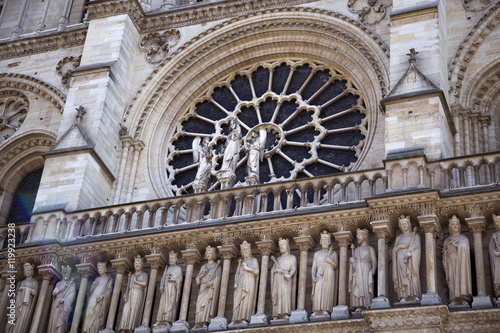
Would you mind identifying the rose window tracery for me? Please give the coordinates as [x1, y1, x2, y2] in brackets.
[165, 60, 368, 195]
[0, 91, 29, 144]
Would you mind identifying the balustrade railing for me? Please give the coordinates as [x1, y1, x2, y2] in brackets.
[18, 151, 500, 244]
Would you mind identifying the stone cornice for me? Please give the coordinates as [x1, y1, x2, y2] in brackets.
[0, 27, 87, 61]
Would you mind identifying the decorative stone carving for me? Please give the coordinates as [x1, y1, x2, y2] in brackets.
[443, 215, 472, 307]
[193, 246, 221, 330]
[154, 251, 183, 327]
[48, 265, 76, 333]
[118, 256, 149, 332]
[349, 228, 376, 310]
[393, 215, 421, 304]
[6, 263, 39, 333]
[217, 118, 242, 190]
[139, 30, 181, 64]
[462, 0, 493, 11]
[229, 241, 259, 328]
[82, 261, 113, 333]
[0, 91, 29, 144]
[311, 231, 338, 318]
[347, 0, 392, 24]
[192, 136, 213, 193]
[56, 56, 81, 88]
[245, 129, 266, 185]
[489, 214, 500, 299]
[271, 238, 297, 321]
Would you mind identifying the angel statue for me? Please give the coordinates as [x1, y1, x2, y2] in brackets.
[245, 129, 267, 185]
[192, 136, 212, 193]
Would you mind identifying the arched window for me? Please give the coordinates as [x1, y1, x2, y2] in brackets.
[7, 168, 43, 224]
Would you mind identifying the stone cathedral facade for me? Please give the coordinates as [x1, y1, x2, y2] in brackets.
[0, 0, 500, 332]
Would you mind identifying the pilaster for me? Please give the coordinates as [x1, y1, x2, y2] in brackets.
[370, 220, 393, 309]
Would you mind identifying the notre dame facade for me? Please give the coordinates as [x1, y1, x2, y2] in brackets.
[0, 0, 500, 332]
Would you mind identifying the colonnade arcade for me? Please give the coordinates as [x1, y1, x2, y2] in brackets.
[3, 190, 500, 333]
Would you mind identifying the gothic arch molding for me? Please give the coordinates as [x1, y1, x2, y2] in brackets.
[0, 131, 56, 225]
[122, 8, 390, 198]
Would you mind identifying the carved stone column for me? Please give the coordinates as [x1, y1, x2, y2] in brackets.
[70, 263, 96, 333]
[29, 264, 59, 333]
[171, 249, 201, 333]
[250, 239, 276, 327]
[417, 214, 442, 305]
[466, 216, 494, 309]
[0, 270, 19, 331]
[290, 235, 314, 324]
[209, 245, 237, 331]
[331, 231, 353, 320]
[136, 253, 166, 333]
[101, 258, 132, 333]
[370, 220, 393, 309]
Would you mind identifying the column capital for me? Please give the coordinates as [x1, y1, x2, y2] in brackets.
[217, 244, 238, 260]
[145, 253, 166, 270]
[255, 239, 276, 256]
[417, 214, 442, 238]
[333, 230, 353, 248]
[110, 258, 132, 275]
[75, 262, 96, 279]
[370, 220, 394, 242]
[37, 264, 60, 282]
[293, 235, 314, 251]
[466, 216, 487, 234]
[181, 248, 202, 265]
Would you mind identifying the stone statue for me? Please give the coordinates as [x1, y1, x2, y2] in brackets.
[271, 238, 297, 320]
[311, 231, 338, 318]
[82, 261, 113, 333]
[192, 136, 212, 193]
[118, 256, 149, 332]
[154, 251, 183, 327]
[443, 215, 472, 306]
[193, 246, 221, 330]
[47, 265, 76, 333]
[490, 214, 500, 299]
[230, 241, 259, 327]
[6, 263, 39, 333]
[392, 215, 421, 303]
[245, 129, 266, 184]
[348, 228, 376, 310]
[220, 118, 242, 174]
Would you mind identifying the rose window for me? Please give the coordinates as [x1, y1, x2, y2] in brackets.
[0, 91, 29, 144]
[166, 60, 368, 195]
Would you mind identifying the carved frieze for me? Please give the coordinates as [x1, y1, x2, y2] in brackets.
[56, 55, 82, 87]
[347, 0, 392, 25]
[140, 29, 181, 63]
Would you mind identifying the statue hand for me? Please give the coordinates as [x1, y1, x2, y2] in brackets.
[160, 287, 164, 293]
[97, 295, 103, 302]
[284, 274, 291, 281]
[349, 257, 355, 263]
[123, 295, 128, 303]
[312, 276, 317, 283]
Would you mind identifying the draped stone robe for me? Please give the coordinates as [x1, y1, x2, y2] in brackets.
[443, 234, 472, 301]
[311, 249, 338, 313]
[232, 257, 259, 323]
[393, 231, 421, 301]
[6, 277, 39, 333]
[82, 274, 113, 333]
[271, 253, 297, 318]
[156, 265, 183, 324]
[119, 271, 148, 331]
[195, 261, 221, 325]
[47, 278, 76, 333]
[348, 244, 376, 309]
[490, 231, 500, 297]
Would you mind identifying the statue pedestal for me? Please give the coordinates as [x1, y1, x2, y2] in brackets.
[152, 323, 171, 333]
[370, 296, 391, 309]
[249, 313, 268, 327]
[289, 309, 308, 324]
[309, 312, 330, 322]
[394, 299, 420, 307]
[270, 317, 289, 325]
[135, 325, 152, 333]
[99, 329, 115, 333]
[216, 170, 236, 190]
[421, 292, 442, 306]
[331, 305, 350, 320]
[472, 295, 493, 309]
[227, 320, 249, 329]
[170, 320, 190, 333]
[208, 316, 227, 331]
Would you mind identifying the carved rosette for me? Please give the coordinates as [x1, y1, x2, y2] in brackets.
[0, 90, 29, 144]
[347, 0, 393, 25]
[139, 29, 181, 64]
[56, 56, 82, 88]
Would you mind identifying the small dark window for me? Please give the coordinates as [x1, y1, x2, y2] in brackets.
[7, 168, 43, 224]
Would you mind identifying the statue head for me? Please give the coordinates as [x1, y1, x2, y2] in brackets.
[169, 251, 178, 266]
[134, 255, 144, 271]
[205, 245, 216, 260]
[240, 241, 252, 259]
[320, 230, 331, 248]
[356, 228, 369, 244]
[97, 261, 107, 275]
[23, 263, 34, 277]
[278, 238, 290, 253]
[398, 215, 411, 232]
[494, 214, 500, 231]
[448, 215, 461, 235]
[62, 265, 72, 280]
